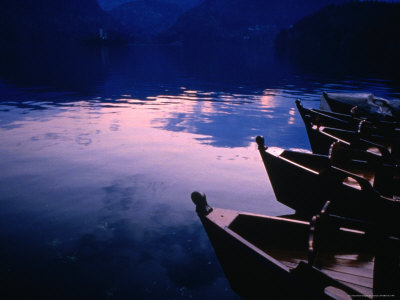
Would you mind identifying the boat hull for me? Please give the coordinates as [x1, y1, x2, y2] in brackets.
[256, 143, 399, 233]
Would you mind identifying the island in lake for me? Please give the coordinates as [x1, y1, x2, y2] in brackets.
[275, 1, 400, 74]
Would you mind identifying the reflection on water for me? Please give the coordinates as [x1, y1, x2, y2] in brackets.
[0, 44, 399, 299]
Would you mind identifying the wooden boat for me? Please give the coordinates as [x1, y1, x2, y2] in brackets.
[310, 107, 400, 132]
[255, 136, 400, 233]
[320, 92, 400, 121]
[296, 100, 400, 137]
[296, 100, 400, 157]
[192, 192, 400, 299]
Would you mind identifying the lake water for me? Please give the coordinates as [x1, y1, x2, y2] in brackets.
[0, 44, 399, 299]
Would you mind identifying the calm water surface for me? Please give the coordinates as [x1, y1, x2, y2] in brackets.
[0, 44, 399, 299]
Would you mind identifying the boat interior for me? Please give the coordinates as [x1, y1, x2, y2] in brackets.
[307, 110, 358, 130]
[279, 148, 375, 184]
[313, 108, 360, 123]
[321, 127, 395, 151]
[297, 100, 400, 136]
[228, 213, 377, 297]
[274, 146, 399, 197]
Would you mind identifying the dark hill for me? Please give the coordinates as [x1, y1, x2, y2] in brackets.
[158, 0, 347, 44]
[109, 0, 196, 41]
[275, 2, 400, 74]
[98, 0, 203, 11]
[0, 0, 127, 47]
[97, 0, 134, 11]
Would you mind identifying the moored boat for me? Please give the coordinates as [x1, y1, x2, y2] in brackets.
[320, 92, 400, 121]
[191, 192, 400, 299]
[255, 136, 400, 233]
[296, 100, 400, 157]
[310, 106, 400, 132]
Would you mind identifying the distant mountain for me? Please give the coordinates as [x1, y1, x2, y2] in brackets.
[158, 0, 348, 44]
[108, 0, 203, 41]
[0, 0, 127, 47]
[98, 0, 202, 11]
[97, 0, 135, 11]
[275, 2, 400, 73]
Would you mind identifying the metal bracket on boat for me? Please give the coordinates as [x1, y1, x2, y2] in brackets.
[328, 141, 350, 165]
[308, 201, 331, 266]
[355, 123, 393, 159]
[357, 119, 372, 137]
[256, 136, 267, 151]
[191, 191, 213, 216]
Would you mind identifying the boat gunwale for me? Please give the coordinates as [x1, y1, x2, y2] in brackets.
[265, 146, 321, 175]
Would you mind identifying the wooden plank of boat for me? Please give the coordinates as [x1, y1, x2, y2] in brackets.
[191, 192, 400, 299]
[296, 100, 400, 158]
[255, 136, 400, 234]
[320, 92, 400, 121]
